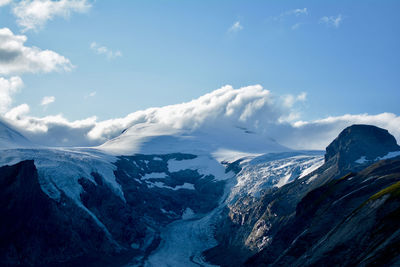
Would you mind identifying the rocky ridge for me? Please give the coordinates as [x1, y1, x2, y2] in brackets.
[206, 124, 400, 266]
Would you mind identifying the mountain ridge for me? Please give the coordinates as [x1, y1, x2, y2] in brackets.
[0, 124, 399, 266]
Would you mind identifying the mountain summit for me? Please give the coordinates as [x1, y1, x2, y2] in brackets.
[325, 124, 400, 170]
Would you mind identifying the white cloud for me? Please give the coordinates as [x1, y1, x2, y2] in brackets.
[228, 21, 243, 33]
[291, 23, 302, 30]
[291, 8, 308, 16]
[0, 27, 73, 75]
[1, 85, 294, 146]
[281, 113, 400, 150]
[40, 95, 55, 106]
[320, 14, 343, 28]
[83, 91, 96, 99]
[297, 92, 307, 101]
[1, 85, 399, 150]
[0, 0, 12, 7]
[12, 0, 91, 32]
[4, 103, 98, 146]
[5, 103, 30, 120]
[90, 42, 122, 59]
[282, 92, 307, 108]
[274, 8, 308, 21]
[0, 76, 23, 113]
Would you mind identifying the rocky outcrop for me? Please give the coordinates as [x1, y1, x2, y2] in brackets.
[325, 124, 400, 170]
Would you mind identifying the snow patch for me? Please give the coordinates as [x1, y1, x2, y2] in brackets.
[355, 151, 400, 164]
[168, 155, 233, 181]
[211, 148, 262, 163]
[378, 151, 400, 160]
[306, 174, 318, 184]
[355, 156, 367, 164]
[299, 158, 324, 178]
[142, 172, 168, 180]
[182, 208, 195, 220]
[147, 181, 195, 191]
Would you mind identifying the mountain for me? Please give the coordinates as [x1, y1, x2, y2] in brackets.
[98, 122, 289, 160]
[324, 124, 400, 173]
[0, 160, 133, 266]
[0, 120, 319, 266]
[0, 123, 399, 266]
[205, 124, 400, 266]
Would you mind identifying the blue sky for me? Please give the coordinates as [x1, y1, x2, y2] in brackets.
[1, 1, 400, 150]
[1, 0, 399, 121]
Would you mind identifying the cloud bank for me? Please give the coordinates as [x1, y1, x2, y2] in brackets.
[2, 85, 399, 150]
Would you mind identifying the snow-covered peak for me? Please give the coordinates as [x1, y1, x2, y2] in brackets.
[98, 122, 290, 161]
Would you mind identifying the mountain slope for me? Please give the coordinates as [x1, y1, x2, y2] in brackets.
[1, 123, 399, 266]
[0, 119, 32, 150]
[0, 160, 130, 266]
[246, 158, 400, 267]
[98, 123, 289, 159]
[206, 124, 400, 267]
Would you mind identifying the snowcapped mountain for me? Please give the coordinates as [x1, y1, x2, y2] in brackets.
[207, 125, 400, 267]
[0, 115, 322, 266]
[0, 123, 399, 266]
[98, 122, 289, 160]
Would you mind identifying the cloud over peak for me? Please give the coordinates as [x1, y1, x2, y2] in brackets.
[1, 85, 399, 151]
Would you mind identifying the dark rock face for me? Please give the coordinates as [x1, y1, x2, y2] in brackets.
[207, 125, 400, 267]
[325, 124, 400, 169]
[0, 153, 226, 266]
[246, 158, 400, 267]
[0, 160, 126, 267]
